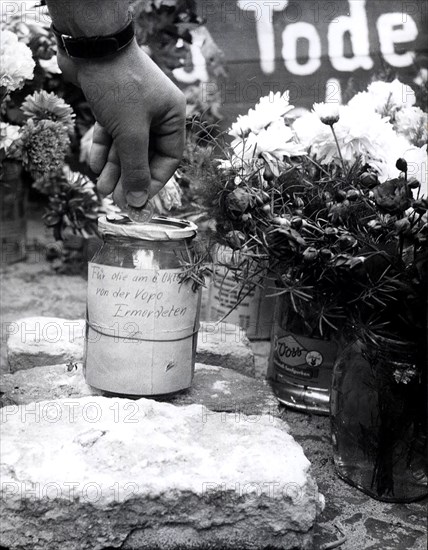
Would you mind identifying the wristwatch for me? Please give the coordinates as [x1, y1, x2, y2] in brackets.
[51, 19, 135, 59]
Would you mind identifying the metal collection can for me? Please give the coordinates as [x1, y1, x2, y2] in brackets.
[84, 215, 201, 397]
[206, 245, 276, 340]
[267, 295, 338, 415]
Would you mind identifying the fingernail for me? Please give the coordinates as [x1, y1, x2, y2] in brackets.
[126, 190, 149, 207]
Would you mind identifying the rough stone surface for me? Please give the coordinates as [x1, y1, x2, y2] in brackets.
[6, 317, 255, 377]
[197, 322, 255, 376]
[0, 362, 97, 406]
[0, 396, 321, 550]
[0, 257, 87, 374]
[0, 363, 279, 420]
[6, 317, 85, 372]
[2, 228, 427, 550]
[279, 412, 428, 550]
[173, 364, 278, 417]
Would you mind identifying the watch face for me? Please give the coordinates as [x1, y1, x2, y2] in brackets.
[305, 351, 323, 367]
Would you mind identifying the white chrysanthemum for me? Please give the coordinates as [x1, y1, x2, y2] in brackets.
[293, 105, 409, 181]
[293, 112, 330, 150]
[62, 166, 96, 196]
[255, 120, 306, 160]
[348, 79, 416, 120]
[230, 119, 306, 176]
[229, 91, 294, 138]
[0, 30, 35, 92]
[0, 122, 21, 155]
[313, 102, 340, 125]
[394, 107, 428, 147]
[251, 91, 294, 130]
[229, 114, 252, 139]
[230, 132, 259, 164]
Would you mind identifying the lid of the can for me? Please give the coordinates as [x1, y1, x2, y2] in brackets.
[98, 215, 198, 241]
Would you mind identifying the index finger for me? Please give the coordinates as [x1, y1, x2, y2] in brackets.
[147, 111, 186, 196]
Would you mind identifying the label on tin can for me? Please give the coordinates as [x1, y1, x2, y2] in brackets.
[87, 262, 199, 340]
[85, 262, 200, 395]
[207, 246, 275, 339]
[272, 332, 337, 390]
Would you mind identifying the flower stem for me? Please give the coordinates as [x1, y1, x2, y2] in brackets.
[330, 125, 347, 176]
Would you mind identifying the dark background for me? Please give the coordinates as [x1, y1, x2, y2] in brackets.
[195, 0, 428, 124]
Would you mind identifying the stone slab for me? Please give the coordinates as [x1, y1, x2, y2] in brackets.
[6, 317, 255, 377]
[0, 363, 279, 420]
[197, 322, 255, 376]
[0, 395, 322, 550]
[6, 317, 85, 372]
[2, 224, 426, 550]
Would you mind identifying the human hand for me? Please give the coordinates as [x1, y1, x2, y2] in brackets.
[58, 41, 186, 208]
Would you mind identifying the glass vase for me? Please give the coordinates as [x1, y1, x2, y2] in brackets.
[330, 338, 427, 502]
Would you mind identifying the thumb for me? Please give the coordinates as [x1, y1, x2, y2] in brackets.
[115, 132, 151, 208]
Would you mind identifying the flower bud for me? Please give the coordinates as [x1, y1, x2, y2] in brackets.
[324, 227, 339, 238]
[407, 179, 420, 189]
[226, 188, 251, 213]
[290, 216, 303, 229]
[225, 230, 246, 250]
[263, 165, 275, 182]
[346, 189, 360, 201]
[313, 102, 340, 126]
[394, 218, 411, 234]
[260, 190, 271, 203]
[338, 234, 357, 250]
[412, 199, 428, 214]
[373, 178, 411, 215]
[359, 171, 378, 188]
[302, 247, 319, 261]
[272, 216, 290, 227]
[319, 248, 334, 261]
[395, 158, 408, 173]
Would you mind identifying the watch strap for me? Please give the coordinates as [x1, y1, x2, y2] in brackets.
[52, 20, 135, 59]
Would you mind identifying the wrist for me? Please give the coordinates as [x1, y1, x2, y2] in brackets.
[56, 39, 140, 84]
[52, 19, 135, 60]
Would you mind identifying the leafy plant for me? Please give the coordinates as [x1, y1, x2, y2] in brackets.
[196, 83, 427, 350]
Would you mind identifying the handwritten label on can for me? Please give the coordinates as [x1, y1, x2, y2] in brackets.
[87, 262, 199, 341]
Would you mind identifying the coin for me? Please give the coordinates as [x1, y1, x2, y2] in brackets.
[123, 200, 155, 223]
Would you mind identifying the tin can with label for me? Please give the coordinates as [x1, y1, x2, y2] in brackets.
[84, 215, 201, 397]
[267, 295, 337, 414]
[206, 245, 276, 340]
